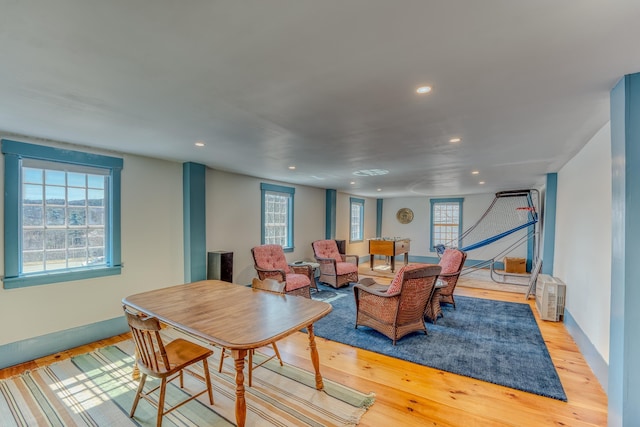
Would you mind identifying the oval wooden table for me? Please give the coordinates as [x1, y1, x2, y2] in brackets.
[123, 280, 333, 427]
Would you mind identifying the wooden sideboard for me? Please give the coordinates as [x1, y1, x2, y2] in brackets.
[368, 238, 410, 273]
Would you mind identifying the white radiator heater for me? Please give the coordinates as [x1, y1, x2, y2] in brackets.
[535, 274, 566, 321]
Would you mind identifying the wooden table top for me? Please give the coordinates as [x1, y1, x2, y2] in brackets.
[122, 280, 332, 349]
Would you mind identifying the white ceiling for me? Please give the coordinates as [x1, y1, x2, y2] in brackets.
[2, 1, 640, 198]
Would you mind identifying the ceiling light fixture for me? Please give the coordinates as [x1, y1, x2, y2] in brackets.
[479, 181, 485, 185]
[350, 181, 356, 185]
[449, 138, 461, 143]
[194, 141, 205, 147]
[472, 171, 479, 175]
[288, 166, 296, 170]
[416, 86, 432, 94]
[377, 188, 382, 192]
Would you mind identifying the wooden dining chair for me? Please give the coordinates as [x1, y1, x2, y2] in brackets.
[124, 307, 214, 427]
[218, 278, 285, 386]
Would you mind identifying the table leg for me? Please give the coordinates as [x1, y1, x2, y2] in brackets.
[404, 252, 409, 266]
[369, 254, 374, 270]
[306, 324, 324, 390]
[231, 349, 248, 427]
[391, 255, 395, 273]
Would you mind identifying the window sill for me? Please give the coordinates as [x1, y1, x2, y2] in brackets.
[3, 266, 122, 289]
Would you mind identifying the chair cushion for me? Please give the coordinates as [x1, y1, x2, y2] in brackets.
[335, 262, 358, 275]
[386, 264, 425, 295]
[439, 249, 464, 274]
[285, 273, 311, 291]
[253, 244, 290, 274]
[312, 240, 342, 263]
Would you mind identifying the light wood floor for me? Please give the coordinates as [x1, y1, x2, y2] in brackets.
[0, 278, 607, 427]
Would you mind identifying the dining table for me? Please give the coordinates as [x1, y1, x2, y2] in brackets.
[122, 279, 333, 427]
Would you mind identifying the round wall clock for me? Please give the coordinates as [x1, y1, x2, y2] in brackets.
[396, 208, 414, 224]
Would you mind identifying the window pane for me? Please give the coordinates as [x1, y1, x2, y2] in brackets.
[45, 185, 65, 205]
[68, 187, 86, 206]
[23, 206, 43, 226]
[432, 201, 461, 248]
[46, 207, 66, 226]
[18, 160, 111, 276]
[23, 184, 43, 204]
[263, 190, 290, 246]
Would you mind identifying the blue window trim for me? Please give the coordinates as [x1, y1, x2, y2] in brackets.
[2, 139, 123, 289]
[429, 197, 464, 251]
[260, 182, 295, 252]
[350, 197, 365, 243]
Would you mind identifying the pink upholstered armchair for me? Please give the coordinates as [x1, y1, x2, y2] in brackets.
[437, 248, 467, 308]
[251, 245, 312, 298]
[311, 240, 359, 288]
[354, 264, 442, 345]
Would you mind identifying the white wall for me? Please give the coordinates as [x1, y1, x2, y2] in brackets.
[555, 123, 612, 362]
[206, 170, 326, 285]
[380, 193, 529, 262]
[0, 139, 185, 346]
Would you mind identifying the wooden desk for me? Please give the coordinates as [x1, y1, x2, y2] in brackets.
[123, 280, 332, 427]
[369, 238, 410, 272]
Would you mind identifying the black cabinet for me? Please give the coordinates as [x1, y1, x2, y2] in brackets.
[207, 251, 233, 282]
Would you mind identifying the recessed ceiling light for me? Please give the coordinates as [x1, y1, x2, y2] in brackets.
[288, 166, 296, 170]
[479, 181, 485, 185]
[449, 138, 461, 143]
[416, 86, 432, 94]
[353, 169, 389, 177]
[194, 141, 205, 147]
[472, 171, 479, 175]
[350, 181, 356, 185]
[377, 188, 382, 192]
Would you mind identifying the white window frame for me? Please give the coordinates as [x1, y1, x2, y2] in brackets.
[350, 197, 365, 242]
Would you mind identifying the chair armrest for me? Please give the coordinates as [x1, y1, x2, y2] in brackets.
[254, 266, 286, 281]
[290, 264, 313, 276]
[341, 254, 359, 264]
[438, 270, 462, 278]
[357, 277, 378, 287]
[354, 283, 395, 298]
[314, 256, 337, 265]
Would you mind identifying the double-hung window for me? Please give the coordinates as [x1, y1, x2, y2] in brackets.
[2, 140, 123, 289]
[260, 183, 294, 251]
[430, 198, 463, 250]
[350, 197, 364, 242]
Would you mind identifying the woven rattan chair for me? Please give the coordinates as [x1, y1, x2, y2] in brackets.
[437, 248, 467, 309]
[354, 264, 441, 345]
[218, 278, 285, 387]
[251, 244, 312, 298]
[124, 307, 214, 427]
[311, 240, 359, 288]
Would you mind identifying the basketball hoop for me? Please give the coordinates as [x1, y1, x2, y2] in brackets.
[516, 206, 535, 221]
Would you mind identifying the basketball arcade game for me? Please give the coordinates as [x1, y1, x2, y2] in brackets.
[435, 189, 542, 288]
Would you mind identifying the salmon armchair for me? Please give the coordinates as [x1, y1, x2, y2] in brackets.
[311, 239, 359, 288]
[251, 244, 312, 298]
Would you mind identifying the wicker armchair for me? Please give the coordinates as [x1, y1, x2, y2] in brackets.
[437, 248, 467, 308]
[251, 245, 312, 298]
[311, 240, 359, 288]
[354, 264, 441, 345]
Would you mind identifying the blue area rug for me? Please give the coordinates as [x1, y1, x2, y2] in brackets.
[312, 284, 567, 401]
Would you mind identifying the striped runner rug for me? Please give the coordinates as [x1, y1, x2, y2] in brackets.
[0, 329, 374, 426]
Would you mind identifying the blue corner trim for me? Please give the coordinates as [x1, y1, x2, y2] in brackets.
[376, 199, 383, 238]
[542, 173, 557, 275]
[325, 189, 337, 239]
[183, 162, 207, 283]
